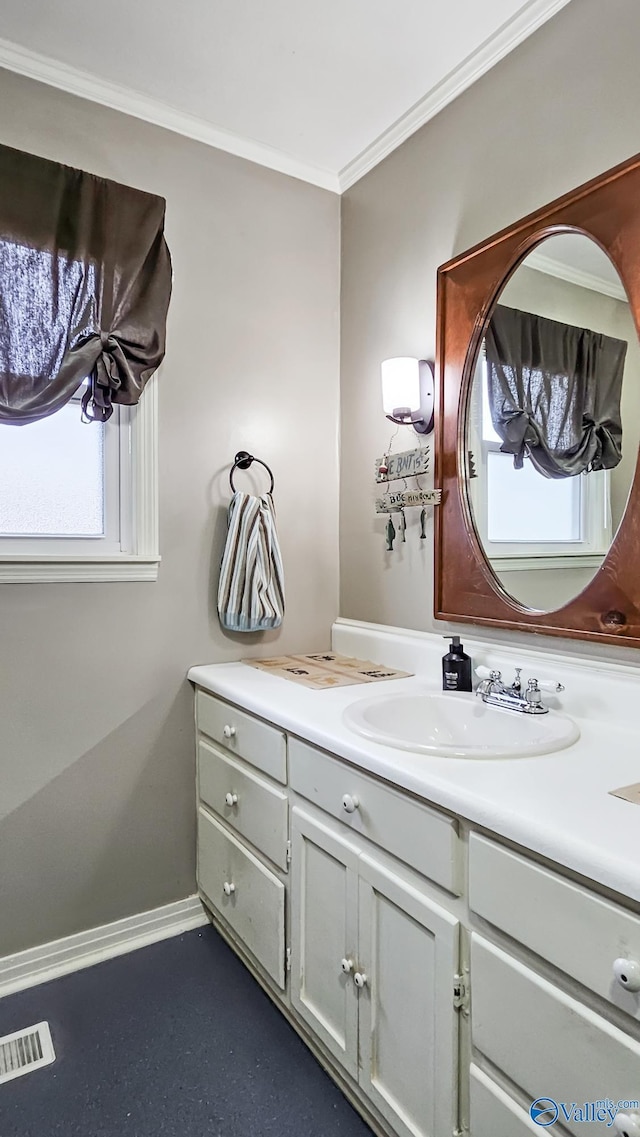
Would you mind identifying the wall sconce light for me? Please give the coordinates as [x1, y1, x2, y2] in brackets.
[381, 357, 435, 435]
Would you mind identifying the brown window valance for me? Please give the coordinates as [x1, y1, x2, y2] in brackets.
[0, 143, 172, 424]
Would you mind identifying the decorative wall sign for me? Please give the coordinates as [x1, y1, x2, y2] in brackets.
[376, 489, 442, 513]
[375, 446, 430, 482]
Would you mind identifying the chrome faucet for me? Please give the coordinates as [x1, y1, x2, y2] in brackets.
[475, 666, 564, 715]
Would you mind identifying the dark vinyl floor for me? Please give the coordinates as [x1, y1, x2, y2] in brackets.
[0, 925, 373, 1137]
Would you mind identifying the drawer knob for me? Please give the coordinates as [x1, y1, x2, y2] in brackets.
[224, 792, 239, 807]
[613, 957, 640, 992]
[342, 793, 360, 814]
[223, 724, 236, 739]
[223, 881, 236, 896]
[354, 971, 368, 989]
[340, 958, 354, 975]
[613, 1113, 640, 1137]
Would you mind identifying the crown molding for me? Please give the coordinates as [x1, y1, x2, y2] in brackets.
[0, 0, 572, 197]
[0, 37, 340, 193]
[338, 0, 574, 191]
[525, 249, 627, 302]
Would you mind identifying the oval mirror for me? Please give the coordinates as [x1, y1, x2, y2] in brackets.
[465, 231, 639, 612]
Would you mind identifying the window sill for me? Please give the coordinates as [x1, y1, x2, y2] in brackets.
[489, 554, 604, 573]
[0, 555, 161, 583]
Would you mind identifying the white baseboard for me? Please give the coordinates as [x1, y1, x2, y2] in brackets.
[0, 895, 209, 1000]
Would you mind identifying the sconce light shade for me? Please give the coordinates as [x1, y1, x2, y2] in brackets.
[381, 357, 435, 435]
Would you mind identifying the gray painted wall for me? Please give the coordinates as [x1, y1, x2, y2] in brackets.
[340, 0, 640, 661]
[5, 0, 640, 960]
[0, 68, 340, 956]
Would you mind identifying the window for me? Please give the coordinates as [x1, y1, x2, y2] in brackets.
[0, 142, 171, 583]
[0, 379, 159, 582]
[468, 352, 611, 571]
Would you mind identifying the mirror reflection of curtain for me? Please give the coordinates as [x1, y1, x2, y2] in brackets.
[484, 304, 627, 478]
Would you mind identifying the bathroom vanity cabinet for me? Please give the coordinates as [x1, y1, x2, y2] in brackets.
[192, 684, 640, 1137]
[196, 691, 288, 988]
[289, 796, 459, 1137]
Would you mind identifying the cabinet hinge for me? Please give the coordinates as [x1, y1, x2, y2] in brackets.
[453, 972, 470, 1013]
[286, 946, 292, 972]
[286, 840, 292, 865]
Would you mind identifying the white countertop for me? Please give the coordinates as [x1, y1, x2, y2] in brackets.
[188, 622, 640, 903]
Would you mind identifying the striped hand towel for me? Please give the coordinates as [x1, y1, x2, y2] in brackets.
[217, 492, 285, 632]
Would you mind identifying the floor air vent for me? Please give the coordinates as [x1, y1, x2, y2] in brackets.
[0, 1022, 55, 1085]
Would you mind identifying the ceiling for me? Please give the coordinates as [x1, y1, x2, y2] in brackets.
[0, 0, 572, 191]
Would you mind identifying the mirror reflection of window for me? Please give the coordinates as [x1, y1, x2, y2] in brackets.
[486, 457, 582, 545]
[465, 231, 640, 611]
[470, 350, 610, 559]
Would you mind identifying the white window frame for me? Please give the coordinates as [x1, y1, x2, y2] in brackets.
[468, 354, 612, 573]
[0, 376, 159, 583]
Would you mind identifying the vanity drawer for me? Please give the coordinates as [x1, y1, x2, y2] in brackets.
[469, 833, 640, 1020]
[289, 738, 460, 894]
[196, 690, 286, 784]
[471, 935, 640, 1137]
[198, 740, 289, 870]
[198, 807, 286, 988]
[470, 1065, 548, 1137]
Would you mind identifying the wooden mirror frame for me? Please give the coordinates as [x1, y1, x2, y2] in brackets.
[434, 152, 640, 647]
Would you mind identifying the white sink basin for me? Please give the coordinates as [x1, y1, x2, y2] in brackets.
[343, 690, 580, 759]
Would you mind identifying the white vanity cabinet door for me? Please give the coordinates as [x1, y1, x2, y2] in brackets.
[471, 935, 640, 1137]
[290, 807, 360, 1079]
[198, 807, 286, 988]
[198, 740, 289, 870]
[469, 1065, 565, 1136]
[196, 690, 287, 783]
[289, 739, 461, 894]
[357, 854, 460, 1137]
[469, 834, 640, 1021]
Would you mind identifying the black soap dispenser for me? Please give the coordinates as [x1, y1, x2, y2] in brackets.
[442, 635, 472, 692]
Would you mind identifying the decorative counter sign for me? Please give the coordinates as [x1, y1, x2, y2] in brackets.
[609, 782, 640, 805]
[376, 489, 442, 514]
[375, 446, 430, 482]
[244, 653, 412, 689]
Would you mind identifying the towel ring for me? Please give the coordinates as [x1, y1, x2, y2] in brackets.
[229, 451, 275, 494]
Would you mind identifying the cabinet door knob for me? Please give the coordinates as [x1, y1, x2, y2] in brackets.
[340, 958, 354, 974]
[613, 957, 640, 992]
[342, 793, 360, 814]
[223, 881, 236, 896]
[223, 724, 236, 739]
[613, 1113, 640, 1137]
[225, 792, 238, 807]
[354, 971, 368, 989]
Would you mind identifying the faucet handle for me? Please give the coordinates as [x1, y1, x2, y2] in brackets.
[525, 678, 543, 709]
[534, 678, 565, 693]
[524, 676, 564, 710]
[475, 666, 502, 681]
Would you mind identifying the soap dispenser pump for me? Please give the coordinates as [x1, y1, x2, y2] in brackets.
[442, 635, 472, 692]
